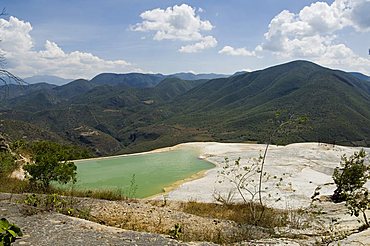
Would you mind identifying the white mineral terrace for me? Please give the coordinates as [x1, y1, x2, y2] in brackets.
[152, 142, 370, 209]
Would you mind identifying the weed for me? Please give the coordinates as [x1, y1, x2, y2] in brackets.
[22, 193, 92, 220]
[126, 174, 138, 198]
[169, 223, 183, 240]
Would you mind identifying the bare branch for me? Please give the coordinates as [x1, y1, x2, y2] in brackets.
[0, 69, 26, 85]
[0, 69, 27, 100]
[0, 8, 7, 17]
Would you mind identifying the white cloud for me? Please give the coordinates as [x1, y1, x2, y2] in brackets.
[350, 0, 370, 31]
[179, 36, 217, 53]
[0, 16, 140, 79]
[257, 0, 370, 74]
[0, 16, 33, 53]
[132, 4, 217, 52]
[39, 41, 66, 58]
[218, 46, 256, 56]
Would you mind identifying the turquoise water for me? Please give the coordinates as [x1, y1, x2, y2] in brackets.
[71, 146, 214, 198]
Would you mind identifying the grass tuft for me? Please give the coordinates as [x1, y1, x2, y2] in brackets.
[180, 201, 289, 228]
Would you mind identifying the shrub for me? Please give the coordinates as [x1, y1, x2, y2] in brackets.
[24, 154, 77, 191]
[0, 218, 22, 246]
[332, 149, 370, 228]
[24, 141, 79, 191]
[332, 149, 369, 202]
[0, 152, 17, 177]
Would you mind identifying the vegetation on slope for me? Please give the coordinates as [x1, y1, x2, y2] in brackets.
[0, 60, 369, 155]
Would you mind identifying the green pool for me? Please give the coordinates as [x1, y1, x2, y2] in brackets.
[70, 146, 214, 198]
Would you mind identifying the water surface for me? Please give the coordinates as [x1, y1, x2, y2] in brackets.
[72, 146, 214, 198]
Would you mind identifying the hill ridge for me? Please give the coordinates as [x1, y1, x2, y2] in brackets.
[1, 60, 369, 155]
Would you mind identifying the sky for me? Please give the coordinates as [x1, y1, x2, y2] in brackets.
[0, 0, 369, 79]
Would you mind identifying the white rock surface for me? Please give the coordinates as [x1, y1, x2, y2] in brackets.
[156, 142, 370, 209]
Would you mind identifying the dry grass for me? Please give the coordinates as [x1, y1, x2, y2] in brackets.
[2, 184, 308, 244]
[0, 177, 29, 194]
[1, 178, 308, 244]
[53, 187, 128, 201]
[88, 199, 272, 244]
[179, 200, 289, 228]
[0, 176, 129, 201]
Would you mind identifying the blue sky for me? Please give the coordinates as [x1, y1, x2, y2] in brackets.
[0, 0, 369, 79]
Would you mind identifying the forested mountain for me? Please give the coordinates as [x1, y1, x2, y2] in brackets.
[1, 60, 369, 155]
[90, 73, 166, 88]
[23, 75, 73, 86]
[350, 72, 370, 82]
[166, 61, 370, 145]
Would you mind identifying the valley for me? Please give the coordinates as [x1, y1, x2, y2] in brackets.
[1, 60, 370, 245]
[1, 1, 370, 244]
[1, 61, 370, 156]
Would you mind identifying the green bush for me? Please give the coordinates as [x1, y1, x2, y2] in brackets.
[332, 149, 370, 228]
[0, 152, 17, 177]
[26, 141, 91, 161]
[24, 141, 80, 191]
[332, 149, 369, 202]
[0, 218, 22, 246]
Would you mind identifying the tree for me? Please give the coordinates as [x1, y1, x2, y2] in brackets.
[332, 149, 370, 228]
[217, 111, 308, 224]
[332, 149, 369, 202]
[24, 141, 78, 191]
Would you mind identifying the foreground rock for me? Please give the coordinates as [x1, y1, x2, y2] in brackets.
[1, 192, 369, 245]
[0, 200, 212, 246]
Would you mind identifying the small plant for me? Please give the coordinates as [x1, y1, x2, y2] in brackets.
[332, 149, 369, 202]
[213, 189, 235, 204]
[216, 111, 308, 225]
[23, 194, 40, 207]
[0, 218, 22, 246]
[345, 187, 370, 228]
[217, 156, 285, 225]
[22, 193, 91, 220]
[316, 218, 349, 245]
[43, 193, 68, 212]
[332, 149, 370, 228]
[169, 223, 183, 240]
[127, 174, 138, 198]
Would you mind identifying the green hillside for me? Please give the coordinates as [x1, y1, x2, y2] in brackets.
[160, 61, 370, 145]
[1, 61, 369, 155]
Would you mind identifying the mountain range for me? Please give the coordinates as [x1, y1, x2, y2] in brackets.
[22, 73, 228, 87]
[23, 75, 73, 86]
[350, 72, 370, 82]
[1, 60, 369, 156]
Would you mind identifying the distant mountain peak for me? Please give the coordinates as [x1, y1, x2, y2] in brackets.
[168, 72, 229, 80]
[90, 73, 166, 88]
[23, 75, 73, 86]
[350, 72, 370, 81]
